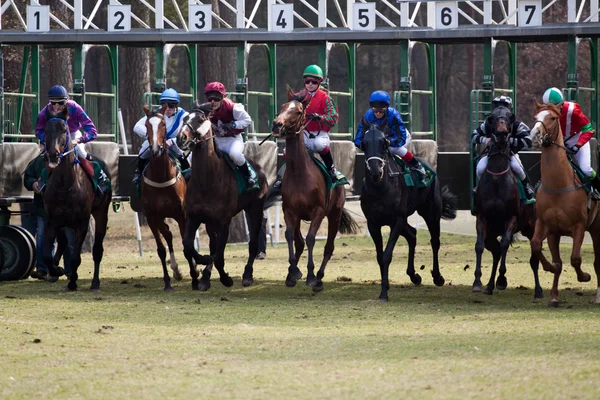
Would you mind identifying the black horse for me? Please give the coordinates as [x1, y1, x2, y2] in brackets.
[43, 107, 112, 291]
[473, 106, 542, 298]
[359, 122, 458, 301]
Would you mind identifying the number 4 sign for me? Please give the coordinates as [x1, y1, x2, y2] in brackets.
[270, 4, 293, 32]
[518, 0, 542, 27]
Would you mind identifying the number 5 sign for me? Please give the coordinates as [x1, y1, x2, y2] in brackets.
[108, 5, 131, 32]
[352, 2, 375, 31]
[436, 2, 458, 29]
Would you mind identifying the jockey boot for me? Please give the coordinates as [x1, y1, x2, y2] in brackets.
[178, 155, 190, 171]
[272, 177, 282, 190]
[132, 158, 149, 185]
[521, 176, 535, 199]
[320, 151, 338, 182]
[591, 175, 600, 193]
[408, 158, 426, 177]
[238, 163, 256, 188]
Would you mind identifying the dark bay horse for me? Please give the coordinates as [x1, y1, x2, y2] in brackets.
[530, 102, 600, 306]
[269, 89, 359, 292]
[179, 101, 268, 291]
[359, 123, 457, 301]
[473, 106, 541, 298]
[43, 107, 111, 291]
[141, 104, 186, 291]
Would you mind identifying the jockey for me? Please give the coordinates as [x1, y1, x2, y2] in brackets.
[35, 84, 97, 161]
[132, 88, 189, 185]
[471, 95, 535, 199]
[203, 81, 255, 188]
[542, 87, 600, 191]
[354, 90, 426, 177]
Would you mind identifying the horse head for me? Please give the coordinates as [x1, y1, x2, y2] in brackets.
[361, 118, 389, 184]
[487, 105, 513, 157]
[143, 104, 169, 158]
[530, 101, 562, 148]
[271, 86, 311, 138]
[44, 106, 70, 168]
[179, 101, 213, 150]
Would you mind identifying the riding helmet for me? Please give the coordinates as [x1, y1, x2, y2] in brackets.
[159, 88, 180, 104]
[48, 85, 69, 100]
[542, 87, 564, 105]
[492, 95, 513, 109]
[203, 82, 227, 97]
[303, 65, 324, 80]
[369, 90, 391, 107]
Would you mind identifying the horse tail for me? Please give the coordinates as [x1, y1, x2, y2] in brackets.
[263, 185, 281, 210]
[440, 185, 458, 220]
[339, 208, 360, 234]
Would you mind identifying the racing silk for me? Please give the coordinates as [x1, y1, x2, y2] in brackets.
[354, 107, 408, 148]
[470, 117, 532, 153]
[560, 101, 595, 146]
[133, 107, 188, 140]
[210, 98, 252, 138]
[304, 88, 338, 133]
[35, 100, 97, 143]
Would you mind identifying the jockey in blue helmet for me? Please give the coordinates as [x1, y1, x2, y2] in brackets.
[132, 88, 189, 184]
[35, 84, 98, 161]
[355, 90, 426, 176]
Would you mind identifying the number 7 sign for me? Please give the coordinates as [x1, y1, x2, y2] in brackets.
[518, 0, 542, 27]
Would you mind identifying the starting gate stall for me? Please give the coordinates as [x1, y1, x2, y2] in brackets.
[1, 0, 599, 276]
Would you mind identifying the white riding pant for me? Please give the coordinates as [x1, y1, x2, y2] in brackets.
[565, 134, 594, 177]
[303, 130, 330, 153]
[72, 130, 87, 159]
[390, 146, 408, 157]
[138, 138, 184, 160]
[476, 154, 526, 180]
[215, 134, 246, 166]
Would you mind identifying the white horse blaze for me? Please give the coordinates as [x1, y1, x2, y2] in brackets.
[198, 119, 211, 136]
[148, 116, 161, 152]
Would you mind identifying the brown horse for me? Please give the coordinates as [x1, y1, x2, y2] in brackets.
[42, 107, 111, 291]
[529, 102, 600, 306]
[179, 101, 268, 291]
[269, 88, 359, 292]
[140, 104, 186, 291]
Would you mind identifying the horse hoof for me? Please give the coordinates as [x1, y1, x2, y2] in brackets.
[173, 271, 183, 281]
[191, 281, 200, 291]
[472, 285, 483, 293]
[44, 274, 59, 283]
[164, 286, 174, 292]
[578, 273, 592, 283]
[313, 282, 324, 293]
[289, 266, 303, 281]
[306, 277, 317, 287]
[410, 274, 422, 286]
[242, 278, 254, 287]
[496, 276, 507, 290]
[378, 296, 389, 303]
[199, 280, 211, 291]
[433, 275, 445, 287]
[483, 288, 494, 295]
[90, 287, 100, 293]
[534, 289, 544, 300]
[220, 275, 234, 288]
[548, 299, 560, 308]
[285, 276, 297, 288]
[67, 282, 77, 291]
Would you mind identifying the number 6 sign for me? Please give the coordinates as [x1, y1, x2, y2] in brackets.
[436, 2, 458, 29]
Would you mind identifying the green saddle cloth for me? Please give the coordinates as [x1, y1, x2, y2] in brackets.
[41, 161, 111, 194]
[568, 157, 600, 200]
[391, 154, 436, 188]
[222, 155, 260, 194]
[516, 178, 536, 205]
[308, 153, 350, 190]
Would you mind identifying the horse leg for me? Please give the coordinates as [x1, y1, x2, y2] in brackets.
[183, 216, 212, 291]
[530, 220, 555, 273]
[591, 232, 600, 304]
[284, 212, 302, 287]
[148, 216, 172, 291]
[313, 209, 342, 293]
[483, 236, 501, 295]
[421, 213, 445, 287]
[67, 218, 90, 292]
[367, 221, 388, 301]
[90, 207, 109, 291]
[210, 223, 234, 289]
[473, 217, 486, 292]
[529, 251, 544, 299]
[242, 204, 263, 287]
[547, 234, 563, 307]
[570, 224, 591, 283]
[305, 213, 326, 290]
[42, 223, 60, 280]
[496, 217, 518, 291]
[386, 217, 419, 285]
[293, 224, 305, 277]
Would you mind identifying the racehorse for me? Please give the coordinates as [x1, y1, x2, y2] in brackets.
[473, 106, 542, 298]
[530, 102, 600, 306]
[179, 101, 268, 291]
[359, 121, 457, 301]
[42, 107, 111, 291]
[140, 104, 186, 291]
[269, 88, 359, 292]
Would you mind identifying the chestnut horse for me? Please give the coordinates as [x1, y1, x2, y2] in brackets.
[140, 104, 186, 291]
[42, 107, 111, 291]
[530, 102, 600, 306]
[473, 106, 541, 298]
[179, 102, 268, 291]
[269, 89, 359, 292]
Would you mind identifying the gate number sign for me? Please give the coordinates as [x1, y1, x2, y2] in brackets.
[436, 2, 458, 29]
[189, 4, 212, 32]
[26, 5, 50, 32]
[518, 0, 542, 27]
[352, 3, 376, 31]
[271, 4, 294, 32]
[108, 5, 131, 32]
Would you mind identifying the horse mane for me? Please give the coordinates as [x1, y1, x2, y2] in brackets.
[192, 100, 214, 117]
[45, 106, 68, 121]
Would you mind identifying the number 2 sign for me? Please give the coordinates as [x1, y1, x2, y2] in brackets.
[108, 5, 131, 32]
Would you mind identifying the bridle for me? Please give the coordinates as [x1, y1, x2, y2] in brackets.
[181, 111, 215, 149]
[47, 117, 74, 163]
[273, 101, 310, 138]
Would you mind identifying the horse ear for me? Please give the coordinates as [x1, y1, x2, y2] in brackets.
[286, 85, 295, 101]
[534, 100, 544, 112]
[143, 104, 150, 116]
[161, 103, 168, 114]
[193, 100, 202, 110]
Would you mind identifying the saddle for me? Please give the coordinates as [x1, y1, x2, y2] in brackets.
[221, 154, 260, 194]
[389, 154, 435, 188]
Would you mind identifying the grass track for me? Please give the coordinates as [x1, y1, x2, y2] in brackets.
[2, 231, 600, 399]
